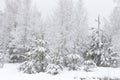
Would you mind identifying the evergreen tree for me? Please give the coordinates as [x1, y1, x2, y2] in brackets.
[19, 34, 49, 74]
[84, 27, 119, 67]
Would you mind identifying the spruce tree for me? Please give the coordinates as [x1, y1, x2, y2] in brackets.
[19, 34, 49, 74]
[83, 16, 119, 67]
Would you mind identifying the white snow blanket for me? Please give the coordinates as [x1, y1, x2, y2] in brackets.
[0, 64, 120, 80]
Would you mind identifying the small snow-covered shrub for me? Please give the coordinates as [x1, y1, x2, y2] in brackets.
[46, 64, 63, 75]
[83, 60, 96, 72]
[8, 46, 28, 63]
[66, 54, 81, 70]
[46, 49, 64, 75]
[100, 47, 119, 67]
[9, 53, 26, 63]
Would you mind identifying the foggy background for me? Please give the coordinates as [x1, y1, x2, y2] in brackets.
[0, 0, 115, 28]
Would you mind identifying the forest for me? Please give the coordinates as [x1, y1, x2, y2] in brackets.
[0, 0, 120, 80]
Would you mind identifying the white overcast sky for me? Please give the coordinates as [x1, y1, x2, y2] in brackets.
[0, 0, 116, 28]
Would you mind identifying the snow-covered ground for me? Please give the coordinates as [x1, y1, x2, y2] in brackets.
[0, 64, 120, 80]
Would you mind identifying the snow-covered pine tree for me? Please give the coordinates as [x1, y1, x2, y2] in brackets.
[82, 60, 96, 72]
[100, 47, 119, 67]
[83, 27, 109, 66]
[3, 0, 32, 63]
[19, 34, 49, 74]
[1, 0, 20, 63]
[83, 27, 119, 67]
